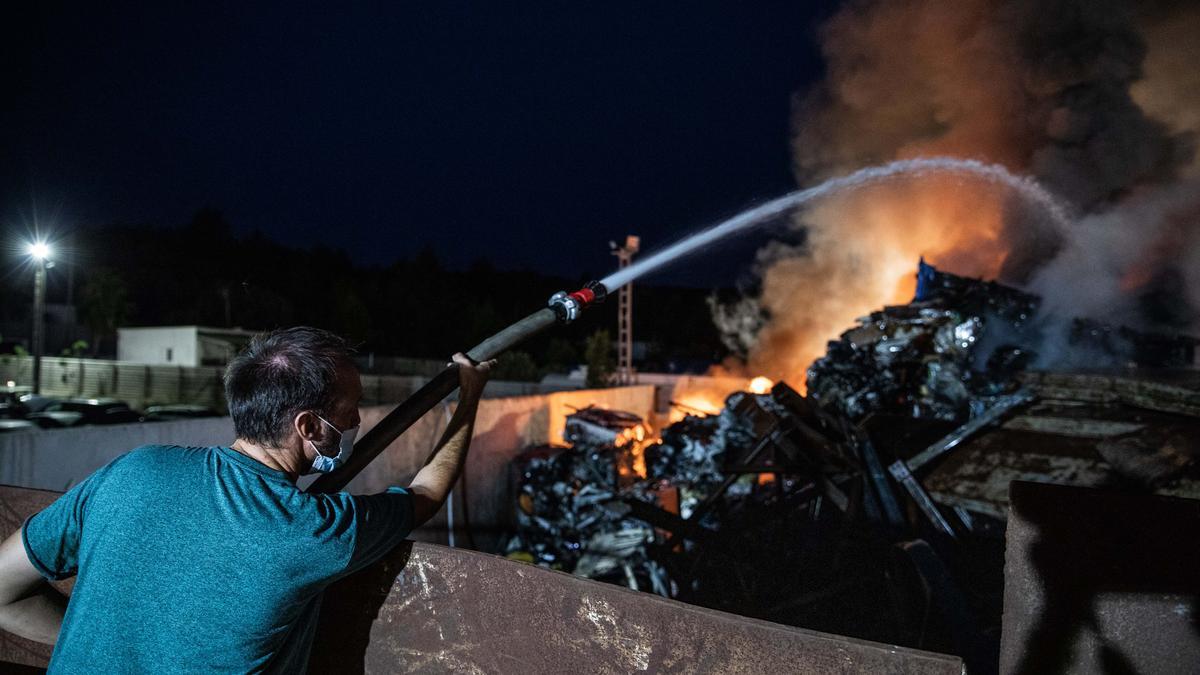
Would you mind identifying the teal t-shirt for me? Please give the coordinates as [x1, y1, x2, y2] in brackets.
[22, 445, 413, 674]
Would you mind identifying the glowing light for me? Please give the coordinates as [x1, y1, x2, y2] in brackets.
[27, 242, 51, 261]
[614, 423, 652, 481]
[5, 381, 14, 388]
[669, 394, 723, 423]
[743, 174, 1020, 388]
[748, 377, 773, 394]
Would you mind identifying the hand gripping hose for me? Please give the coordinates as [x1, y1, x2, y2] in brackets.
[306, 282, 607, 494]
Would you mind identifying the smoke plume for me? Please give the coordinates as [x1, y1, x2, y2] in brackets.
[715, 0, 1200, 384]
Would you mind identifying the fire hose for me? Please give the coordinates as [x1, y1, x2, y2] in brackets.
[305, 282, 607, 494]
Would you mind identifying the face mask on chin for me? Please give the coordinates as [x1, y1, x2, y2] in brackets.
[306, 413, 359, 474]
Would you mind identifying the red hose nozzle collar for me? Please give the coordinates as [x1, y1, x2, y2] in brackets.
[549, 281, 608, 323]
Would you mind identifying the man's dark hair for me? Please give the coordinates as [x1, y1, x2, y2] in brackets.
[224, 327, 356, 446]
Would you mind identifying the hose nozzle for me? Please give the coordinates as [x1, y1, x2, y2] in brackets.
[549, 281, 608, 323]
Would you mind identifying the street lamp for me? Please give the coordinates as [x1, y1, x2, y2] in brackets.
[27, 241, 51, 395]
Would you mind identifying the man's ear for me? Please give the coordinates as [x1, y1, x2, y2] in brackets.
[294, 411, 324, 443]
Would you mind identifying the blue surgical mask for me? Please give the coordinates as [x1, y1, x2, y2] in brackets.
[308, 414, 359, 474]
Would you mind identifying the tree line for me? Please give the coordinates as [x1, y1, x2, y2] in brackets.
[2, 209, 727, 379]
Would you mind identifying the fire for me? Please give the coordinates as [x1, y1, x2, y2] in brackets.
[614, 423, 651, 479]
[667, 375, 778, 425]
[668, 393, 724, 425]
[746, 177, 1021, 387]
[748, 376, 773, 394]
[613, 424, 647, 447]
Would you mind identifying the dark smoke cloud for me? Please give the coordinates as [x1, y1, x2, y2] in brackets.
[793, 0, 1192, 206]
[714, 0, 1200, 382]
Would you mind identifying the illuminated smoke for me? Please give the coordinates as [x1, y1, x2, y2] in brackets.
[714, 0, 1200, 386]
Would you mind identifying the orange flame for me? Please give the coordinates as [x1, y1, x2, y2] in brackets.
[748, 376, 773, 394]
[747, 177, 1020, 387]
[614, 423, 651, 479]
[669, 394, 724, 422]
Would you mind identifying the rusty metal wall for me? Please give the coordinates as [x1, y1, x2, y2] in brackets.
[311, 542, 964, 674]
[1000, 481, 1200, 674]
[2, 485, 962, 674]
[0, 486, 68, 670]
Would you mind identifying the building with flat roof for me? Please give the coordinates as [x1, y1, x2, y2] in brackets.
[116, 326, 256, 367]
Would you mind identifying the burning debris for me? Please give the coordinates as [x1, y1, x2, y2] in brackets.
[807, 259, 1197, 422]
[507, 383, 861, 594]
[804, 259, 1034, 422]
[504, 260, 1200, 668]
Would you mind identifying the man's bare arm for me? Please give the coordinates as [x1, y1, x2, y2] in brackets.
[408, 353, 494, 527]
[0, 529, 67, 645]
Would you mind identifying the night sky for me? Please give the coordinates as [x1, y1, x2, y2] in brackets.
[3, 3, 837, 287]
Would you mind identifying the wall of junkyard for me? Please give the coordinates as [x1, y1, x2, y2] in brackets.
[0, 385, 657, 551]
[1, 354, 230, 411]
[333, 385, 657, 551]
[0, 355, 584, 411]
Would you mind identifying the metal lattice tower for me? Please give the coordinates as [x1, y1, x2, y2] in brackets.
[610, 235, 639, 385]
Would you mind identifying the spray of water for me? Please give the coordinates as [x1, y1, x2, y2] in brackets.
[599, 157, 1072, 291]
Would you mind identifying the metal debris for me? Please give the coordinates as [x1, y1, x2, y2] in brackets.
[906, 388, 1036, 472]
[504, 258, 1200, 659]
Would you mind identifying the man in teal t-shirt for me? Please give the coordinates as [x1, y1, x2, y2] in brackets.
[0, 327, 495, 672]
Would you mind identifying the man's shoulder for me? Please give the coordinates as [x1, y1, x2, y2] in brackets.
[113, 444, 215, 471]
[127, 443, 214, 456]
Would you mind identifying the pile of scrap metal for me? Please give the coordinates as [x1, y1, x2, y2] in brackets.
[504, 384, 997, 661]
[805, 259, 1200, 517]
[807, 258, 1197, 422]
[505, 407, 671, 593]
[504, 260, 1200, 671]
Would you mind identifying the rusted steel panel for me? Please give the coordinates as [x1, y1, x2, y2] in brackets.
[923, 389, 1200, 519]
[1019, 371, 1200, 416]
[1000, 481, 1200, 675]
[0, 485, 66, 670]
[1001, 416, 1144, 438]
[312, 544, 963, 674]
[924, 429, 1112, 520]
[1, 485, 962, 673]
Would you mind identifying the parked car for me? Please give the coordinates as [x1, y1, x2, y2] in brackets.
[144, 404, 221, 422]
[0, 419, 37, 433]
[18, 394, 60, 414]
[1, 388, 32, 420]
[25, 398, 144, 428]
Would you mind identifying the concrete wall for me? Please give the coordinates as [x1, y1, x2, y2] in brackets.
[0, 385, 657, 552]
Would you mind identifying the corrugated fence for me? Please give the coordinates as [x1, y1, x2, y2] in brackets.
[0, 356, 584, 412]
[1, 355, 227, 410]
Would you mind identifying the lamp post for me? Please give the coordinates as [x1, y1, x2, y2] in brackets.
[27, 242, 50, 395]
